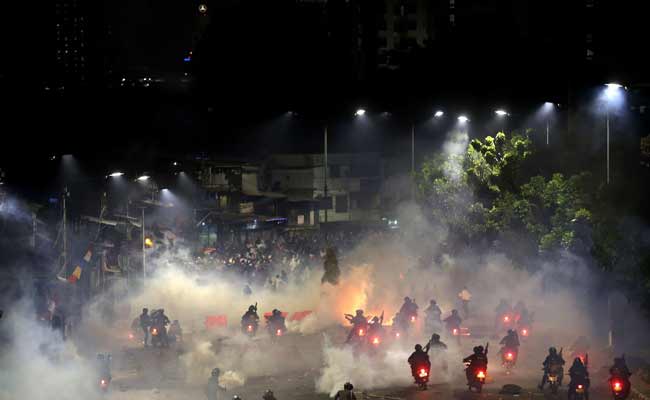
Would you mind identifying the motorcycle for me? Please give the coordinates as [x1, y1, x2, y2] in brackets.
[501, 348, 518, 373]
[242, 320, 259, 337]
[99, 377, 111, 393]
[465, 363, 487, 393]
[569, 382, 588, 400]
[413, 364, 430, 390]
[609, 377, 630, 400]
[547, 364, 563, 394]
[150, 325, 164, 347]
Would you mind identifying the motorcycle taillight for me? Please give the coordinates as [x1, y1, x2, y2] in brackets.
[477, 371, 486, 379]
[613, 382, 622, 392]
[276, 329, 282, 336]
[247, 325, 253, 332]
[419, 368, 428, 378]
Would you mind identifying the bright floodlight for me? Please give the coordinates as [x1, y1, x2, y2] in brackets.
[355, 108, 366, 116]
[457, 115, 469, 123]
[137, 175, 150, 181]
[434, 110, 444, 118]
[495, 109, 509, 116]
[109, 172, 124, 177]
[605, 83, 623, 90]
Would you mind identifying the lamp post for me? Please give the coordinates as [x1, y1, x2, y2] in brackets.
[603, 83, 625, 184]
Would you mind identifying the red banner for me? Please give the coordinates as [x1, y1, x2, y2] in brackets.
[205, 315, 227, 329]
[289, 310, 313, 321]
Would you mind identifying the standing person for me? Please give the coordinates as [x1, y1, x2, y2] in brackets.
[139, 308, 151, 347]
[458, 286, 472, 319]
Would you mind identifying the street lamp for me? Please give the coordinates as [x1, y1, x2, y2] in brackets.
[602, 82, 626, 184]
[137, 175, 150, 182]
[457, 115, 469, 124]
[434, 110, 444, 118]
[542, 102, 555, 146]
[109, 172, 124, 178]
[495, 109, 509, 117]
[355, 108, 366, 116]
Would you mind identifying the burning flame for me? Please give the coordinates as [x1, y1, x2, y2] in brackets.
[419, 368, 428, 378]
[477, 371, 486, 379]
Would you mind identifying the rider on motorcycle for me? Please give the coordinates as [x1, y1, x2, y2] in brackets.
[408, 344, 431, 382]
[568, 357, 590, 400]
[444, 309, 462, 333]
[609, 356, 632, 398]
[427, 333, 448, 350]
[539, 347, 566, 389]
[168, 320, 183, 343]
[266, 309, 286, 335]
[399, 297, 419, 321]
[334, 382, 357, 400]
[344, 310, 368, 343]
[499, 329, 520, 361]
[495, 299, 512, 329]
[463, 345, 488, 381]
[241, 304, 259, 332]
[367, 314, 384, 338]
[425, 300, 442, 329]
[151, 309, 170, 347]
[96, 353, 112, 389]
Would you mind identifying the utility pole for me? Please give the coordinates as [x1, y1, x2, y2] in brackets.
[62, 187, 68, 271]
[324, 125, 328, 224]
[141, 207, 146, 282]
[411, 123, 416, 200]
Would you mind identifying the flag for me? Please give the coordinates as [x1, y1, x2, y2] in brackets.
[264, 311, 289, 319]
[67, 246, 93, 283]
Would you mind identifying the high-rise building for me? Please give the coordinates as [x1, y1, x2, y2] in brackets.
[377, 0, 432, 70]
[54, 0, 89, 88]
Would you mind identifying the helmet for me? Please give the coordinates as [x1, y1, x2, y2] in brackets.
[371, 316, 379, 322]
[451, 309, 458, 315]
[233, 396, 242, 400]
[432, 333, 440, 341]
[249, 305, 255, 312]
[508, 329, 514, 334]
[404, 296, 411, 302]
[430, 299, 437, 304]
[344, 382, 353, 391]
[142, 308, 148, 313]
[415, 344, 423, 351]
[160, 309, 165, 314]
[473, 346, 480, 354]
[272, 309, 280, 315]
[355, 309, 363, 315]
[211, 368, 220, 377]
[263, 390, 274, 399]
[549, 347, 557, 354]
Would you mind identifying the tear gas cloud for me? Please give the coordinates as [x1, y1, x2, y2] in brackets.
[0, 128, 645, 399]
